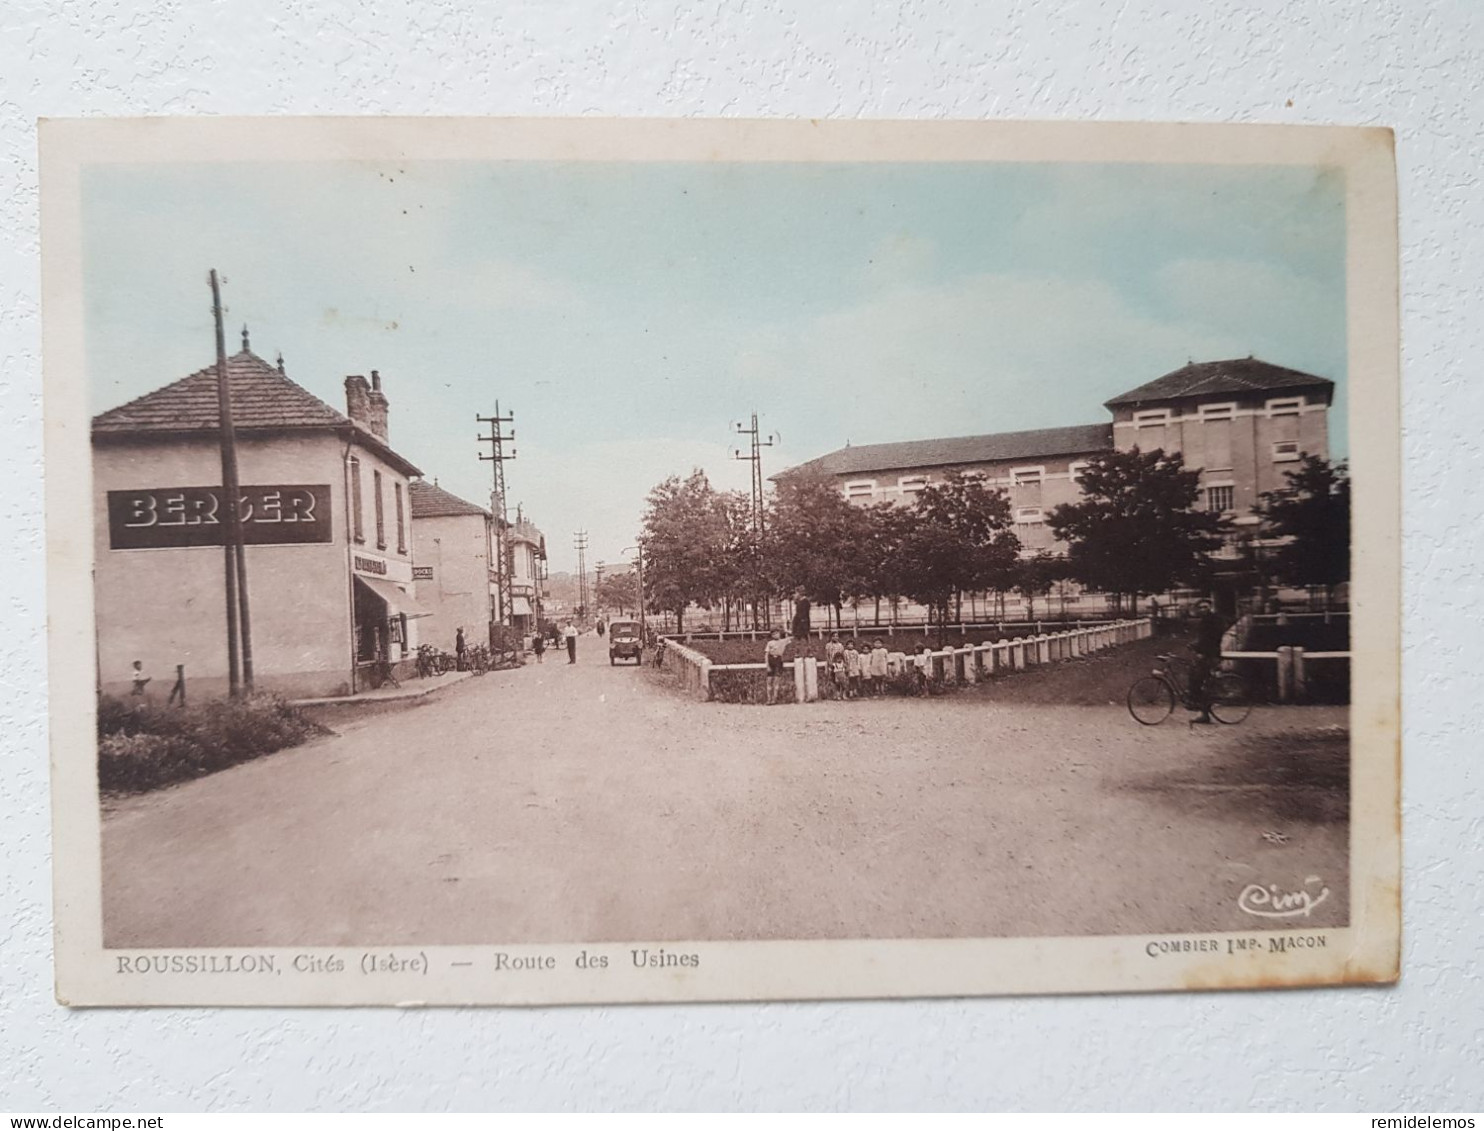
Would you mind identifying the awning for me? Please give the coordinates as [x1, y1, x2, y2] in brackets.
[355, 574, 434, 619]
[509, 596, 533, 616]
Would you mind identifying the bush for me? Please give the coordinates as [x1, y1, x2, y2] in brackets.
[97, 693, 327, 794]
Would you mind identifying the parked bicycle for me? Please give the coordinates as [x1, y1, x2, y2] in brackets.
[1127, 650, 1251, 726]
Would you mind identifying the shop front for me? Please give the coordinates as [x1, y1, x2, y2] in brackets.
[352, 570, 432, 687]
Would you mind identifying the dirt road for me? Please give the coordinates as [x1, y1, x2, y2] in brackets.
[102, 633, 1349, 946]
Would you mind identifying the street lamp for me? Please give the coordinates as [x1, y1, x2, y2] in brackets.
[621, 543, 646, 641]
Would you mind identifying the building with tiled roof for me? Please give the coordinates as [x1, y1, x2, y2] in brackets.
[93, 344, 421, 478]
[1104, 357, 1335, 409]
[776, 356, 1333, 557]
[92, 332, 431, 699]
[406, 481, 546, 641]
[409, 478, 491, 520]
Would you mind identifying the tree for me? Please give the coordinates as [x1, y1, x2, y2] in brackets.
[768, 471, 870, 633]
[1255, 455, 1351, 604]
[1048, 447, 1223, 613]
[1014, 551, 1066, 621]
[900, 472, 1020, 645]
[852, 502, 912, 626]
[595, 570, 638, 615]
[640, 470, 731, 632]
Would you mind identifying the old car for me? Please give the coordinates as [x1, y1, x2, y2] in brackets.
[608, 619, 643, 665]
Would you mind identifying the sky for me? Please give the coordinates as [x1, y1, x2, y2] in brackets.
[82, 159, 1347, 573]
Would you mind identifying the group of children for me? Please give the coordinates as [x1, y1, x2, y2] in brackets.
[821, 634, 937, 699]
[761, 630, 941, 703]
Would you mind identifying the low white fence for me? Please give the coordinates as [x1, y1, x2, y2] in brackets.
[1221, 645, 1351, 702]
[667, 618, 1125, 644]
[663, 618, 1153, 703]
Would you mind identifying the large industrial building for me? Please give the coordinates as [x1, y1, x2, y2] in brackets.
[779, 357, 1334, 549]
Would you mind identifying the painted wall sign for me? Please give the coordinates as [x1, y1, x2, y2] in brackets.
[412, 565, 434, 581]
[107, 485, 333, 549]
[353, 554, 388, 576]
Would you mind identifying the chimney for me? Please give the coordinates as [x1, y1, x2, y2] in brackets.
[366, 369, 390, 442]
[345, 374, 373, 433]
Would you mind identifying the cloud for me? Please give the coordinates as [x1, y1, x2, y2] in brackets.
[731, 270, 1249, 448]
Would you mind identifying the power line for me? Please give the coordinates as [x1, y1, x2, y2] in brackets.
[733, 411, 777, 629]
[573, 530, 590, 620]
[477, 404, 516, 627]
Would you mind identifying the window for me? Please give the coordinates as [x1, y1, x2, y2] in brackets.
[1267, 397, 1304, 417]
[1068, 461, 1089, 483]
[1206, 484, 1235, 513]
[373, 469, 386, 549]
[843, 479, 877, 500]
[1272, 440, 1301, 462]
[349, 457, 364, 543]
[898, 475, 929, 495]
[1134, 409, 1171, 427]
[1015, 506, 1044, 526]
[1010, 466, 1045, 487]
[394, 481, 406, 554]
[1200, 402, 1237, 421]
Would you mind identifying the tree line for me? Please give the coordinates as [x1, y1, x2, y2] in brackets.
[632, 448, 1350, 640]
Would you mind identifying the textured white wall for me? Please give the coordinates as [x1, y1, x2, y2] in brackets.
[2, 0, 1479, 1112]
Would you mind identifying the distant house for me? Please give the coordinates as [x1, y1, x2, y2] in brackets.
[507, 516, 547, 633]
[91, 336, 427, 698]
[408, 480, 495, 656]
[778, 357, 1335, 549]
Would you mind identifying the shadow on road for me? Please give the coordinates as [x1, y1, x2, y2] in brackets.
[1123, 725, 1350, 825]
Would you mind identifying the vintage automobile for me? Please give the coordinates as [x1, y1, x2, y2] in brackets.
[608, 619, 644, 665]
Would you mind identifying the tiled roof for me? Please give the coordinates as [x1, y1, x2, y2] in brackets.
[1105, 357, 1335, 407]
[776, 423, 1114, 479]
[92, 349, 350, 434]
[408, 479, 490, 519]
[91, 347, 423, 477]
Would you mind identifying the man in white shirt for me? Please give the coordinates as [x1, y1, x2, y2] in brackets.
[563, 621, 579, 664]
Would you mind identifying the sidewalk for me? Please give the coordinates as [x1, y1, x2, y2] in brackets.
[289, 669, 474, 707]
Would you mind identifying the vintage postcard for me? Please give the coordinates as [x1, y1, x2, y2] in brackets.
[41, 117, 1399, 1006]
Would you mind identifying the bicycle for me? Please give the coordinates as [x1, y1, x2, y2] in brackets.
[1127, 650, 1251, 726]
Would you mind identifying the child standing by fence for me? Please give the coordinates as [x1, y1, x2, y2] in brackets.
[869, 640, 889, 697]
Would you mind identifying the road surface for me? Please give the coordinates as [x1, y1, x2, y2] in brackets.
[102, 632, 1349, 946]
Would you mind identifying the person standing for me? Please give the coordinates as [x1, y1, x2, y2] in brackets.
[455, 627, 467, 671]
[532, 631, 546, 664]
[763, 629, 789, 705]
[564, 620, 579, 664]
[843, 640, 862, 699]
[824, 634, 845, 698]
[868, 639, 889, 697]
[129, 660, 151, 698]
[913, 644, 932, 696]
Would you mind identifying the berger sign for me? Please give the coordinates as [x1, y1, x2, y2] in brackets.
[107, 485, 333, 549]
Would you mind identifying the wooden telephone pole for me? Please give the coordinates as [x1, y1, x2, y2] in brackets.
[210, 270, 253, 695]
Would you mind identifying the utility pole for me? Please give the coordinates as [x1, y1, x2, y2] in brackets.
[594, 562, 606, 616]
[733, 412, 777, 630]
[573, 530, 589, 621]
[477, 404, 516, 630]
[209, 270, 253, 695]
